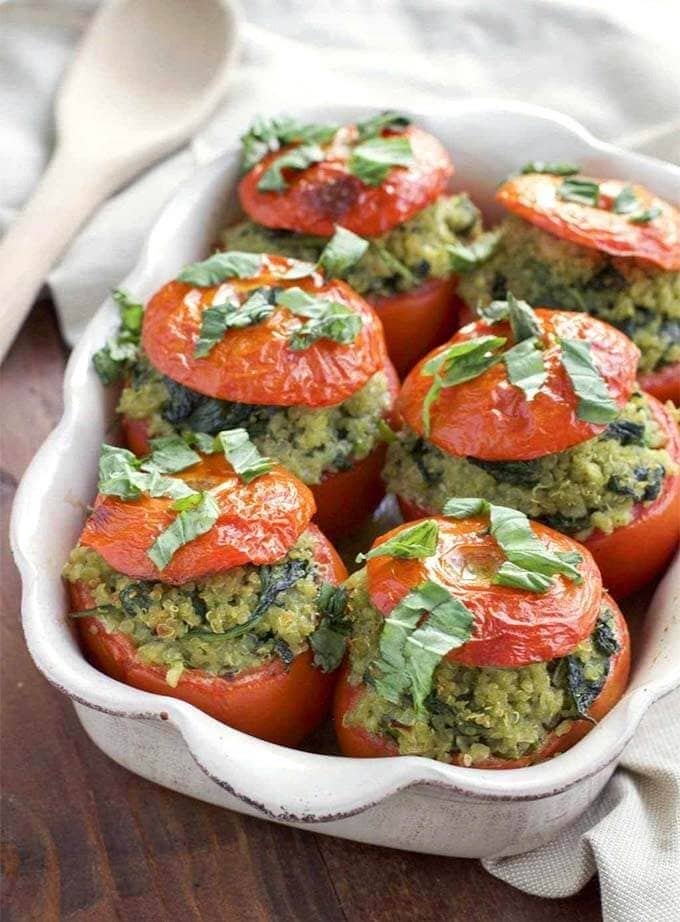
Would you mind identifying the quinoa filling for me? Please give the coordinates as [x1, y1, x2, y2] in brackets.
[383, 393, 676, 539]
[118, 357, 391, 485]
[458, 216, 680, 374]
[221, 194, 483, 298]
[63, 534, 328, 686]
[343, 570, 619, 763]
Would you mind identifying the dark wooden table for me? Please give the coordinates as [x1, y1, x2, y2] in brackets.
[0, 302, 603, 921]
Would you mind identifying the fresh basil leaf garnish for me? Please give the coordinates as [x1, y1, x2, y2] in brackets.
[348, 135, 414, 186]
[504, 338, 547, 400]
[317, 226, 369, 277]
[93, 289, 144, 385]
[492, 561, 554, 593]
[257, 143, 326, 192]
[178, 251, 262, 287]
[147, 492, 219, 570]
[276, 287, 362, 350]
[310, 583, 351, 673]
[356, 110, 411, 142]
[144, 435, 200, 474]
[447, 230, 500, 273]
[629, 204, 662, 224]
[557, 178, 600, 207]
[421, 336, 507, 435]
[371, 580, 473, 710]
[194, 289, 275, 358]
[612, 185, 639, 214]
[240, 116, 338, 173]
[481, 292, 541, 342]
[216, 428, 274, 483]
[560, 338, 619, 424]
[170, 492, 203, 512]
[356, 519, 439, 563]
[98, 445, 144, 499]
[520, 161, 580, 176]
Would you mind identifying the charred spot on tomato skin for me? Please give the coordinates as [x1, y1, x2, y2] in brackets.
[301, 174, 363, 222]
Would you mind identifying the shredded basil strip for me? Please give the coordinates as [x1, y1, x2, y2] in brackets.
[147, 493, 219, 570]
[560, 338, 619, 423]
[481, 292, 540, 342]
[372, 580, 474, 710]
[217, 428, 274, 483]
[348, 135, 414, 186]
[557, 177, 600, 207]
[629, 204, 662, 224]
[356, 110, 411, 142]
[276, 287, 362, 350]
[317, 226, 369, 276]
[92, 289, 144, 385]
[421, 336, 507, 435]
[257, 143, 326, 192]
[520, 161, 580, 176]
[240, 115, 338, 173]
[144, 436, 201, 474]
[98, 445, 198, 502]
[178, 251, 262, 286]
[447, 230, 500, 273]
[504, 338, 547, 400]
[493, 561, 554, 593]
[442, 498, 583, 587]
[612, 185, 639, 214]
[356, 519, 439, 563]
[194, 289, 275, 358]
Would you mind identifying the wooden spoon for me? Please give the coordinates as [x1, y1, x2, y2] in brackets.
[0, 0, 240, 362]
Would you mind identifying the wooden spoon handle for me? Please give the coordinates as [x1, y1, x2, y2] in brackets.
[0, 147, 116, 363]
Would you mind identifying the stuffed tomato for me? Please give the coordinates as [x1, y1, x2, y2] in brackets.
[334, 509, 630, 767]
[458, 165, 680, 402]
[221, 112, 493, 375]
[383, 297, 680, 598]
[100, 252, 398, 537]
[63, 436, 350, 746]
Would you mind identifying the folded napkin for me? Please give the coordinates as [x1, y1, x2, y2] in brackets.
[2, 1, 679, 917]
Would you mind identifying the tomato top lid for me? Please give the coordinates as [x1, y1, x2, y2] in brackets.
[79, 443, 315, 585]
[364, 510, 602, 670]
[497, 171, 680, 271]
[397, 304, 639, 461]
[238, 114, 453, 237]
[142, 253, 387, 408]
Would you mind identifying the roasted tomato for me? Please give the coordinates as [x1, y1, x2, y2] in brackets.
[142, 256, 387, 408]
[638, 363, 680, 405]
[365, 516, 602, 668]
[368, 277, 463, 376]
[497, 174, 680, 271]
[79, 453, 315, 585]
[397, 395, 679, 600]
[398, 309, 639, 460]
[239, 125, 453, 238]
[70, 525, 347, 746]
[334, 596, 630, 766]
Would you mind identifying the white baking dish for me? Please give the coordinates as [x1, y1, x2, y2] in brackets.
[11, 101, 680, 859]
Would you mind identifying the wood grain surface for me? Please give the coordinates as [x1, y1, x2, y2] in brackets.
[0, 302, 603, 921]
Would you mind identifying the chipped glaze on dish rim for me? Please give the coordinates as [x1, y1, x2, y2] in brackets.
[11, 101, 680, 832]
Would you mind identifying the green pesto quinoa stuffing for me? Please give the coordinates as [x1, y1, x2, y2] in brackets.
[383, 393, 677, 539]
[458, 216, 680, 374]
[63, 534, 327, 686]
[220, 194, 483, 298]
[118, 358, 391, 484]
[342, 570, 619, 764]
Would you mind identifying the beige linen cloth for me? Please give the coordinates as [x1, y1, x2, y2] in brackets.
[2, 2, 679, 918]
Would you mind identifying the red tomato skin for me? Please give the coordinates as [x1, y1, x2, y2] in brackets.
[397, 394, 679, 600]
[334, 595, 630, 766]
[142, 262, 388, 409]
[398, 309, 639, 461]
[497, 174, 680, 271]
[238, 125, 453, 238]
[365, 516, 603, 668]
[638, 363, 680, 405]
[70, 525, 347, 746]
[368, 277, 462, 377]
[79, 453, 315, 585]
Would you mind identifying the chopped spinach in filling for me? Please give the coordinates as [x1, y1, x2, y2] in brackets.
[221, 194, 483, 298]
[63, 534, 335, 685]
[118, 358, 391, 485]
[458, 216, 680, 374]
[383, 393, 676, 539]
[343, 570, 619, 763]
